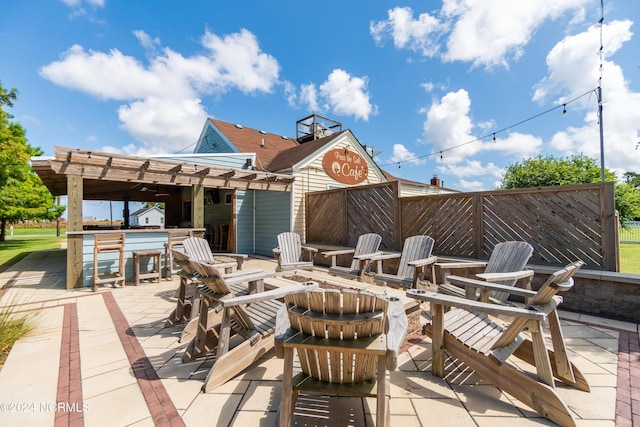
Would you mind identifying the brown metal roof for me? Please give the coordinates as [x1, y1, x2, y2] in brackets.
[209, 119, 300, 171]
[267, 131, 347, 172]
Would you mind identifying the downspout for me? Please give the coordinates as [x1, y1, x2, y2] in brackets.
[253, 190, 256, 253]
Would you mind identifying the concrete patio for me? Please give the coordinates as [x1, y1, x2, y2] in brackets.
[0, 248, 638, 426]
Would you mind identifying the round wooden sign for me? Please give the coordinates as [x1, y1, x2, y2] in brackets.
[322, 148, 369, 185]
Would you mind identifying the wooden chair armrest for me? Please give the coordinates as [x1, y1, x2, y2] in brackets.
[446, 275, 537, 298]
[367, 252, 401, 261]
[436, 261, 487, 269]
[273, 248, 281, 255]
[384, 296, 408, 370]
[476, 270, 534, 281]
[222, 270, 276, 286]
[353, 251, 384, 260]
[212, 253, 249, 259]
[222, 268, 263, 279]
[221, 281, 319, 307]
[407, 256, 438, 267]
[406, 289, 545, 320]
[300, 246, 318, 253]
[322, 249, 355, 257]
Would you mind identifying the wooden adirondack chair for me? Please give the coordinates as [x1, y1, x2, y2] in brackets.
[180, 260, 269, 352]
[273, 232, 318, 272]
[275, 288, 407, 427]
[183, 236, 248, 270]
[437, 241, 534, 303]
[368, 235, 437, 289]
[322, 233, 383, 280]
[164, 250, 237, 327]
[163, 229, 192, 280]
[186, 259, 319, 392]
[407, 261, 588, 427]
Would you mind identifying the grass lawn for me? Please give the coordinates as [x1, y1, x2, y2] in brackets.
[0, 236, 65, 273]
[620, 243, 640, 274]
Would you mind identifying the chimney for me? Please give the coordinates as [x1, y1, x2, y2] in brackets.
[430, 174, 441, 187]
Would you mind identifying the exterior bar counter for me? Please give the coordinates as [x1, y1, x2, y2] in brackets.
[67, 228, 205, 288]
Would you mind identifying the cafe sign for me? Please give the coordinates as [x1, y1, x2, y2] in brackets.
[322, 148, 369, 185]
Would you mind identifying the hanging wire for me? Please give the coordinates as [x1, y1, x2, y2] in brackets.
[379, 88, 596, 167]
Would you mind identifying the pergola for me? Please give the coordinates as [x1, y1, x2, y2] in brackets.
[32, 146, 294, 288]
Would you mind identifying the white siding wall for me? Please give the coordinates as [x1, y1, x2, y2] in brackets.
[291, 141, 385, 241]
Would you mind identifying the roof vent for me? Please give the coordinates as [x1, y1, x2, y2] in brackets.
[259, 130, 267, 135]
[234, 124, 243, 129]
[281, 136, 289, 140]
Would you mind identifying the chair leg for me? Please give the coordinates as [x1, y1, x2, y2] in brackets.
[280, 347, 294, 427]
[376, 355, 389, 427]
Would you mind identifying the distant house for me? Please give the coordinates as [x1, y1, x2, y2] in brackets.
[129, 206, 164, 228]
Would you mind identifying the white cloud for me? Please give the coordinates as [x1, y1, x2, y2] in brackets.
[292, 69, 378, 121]
[370, 0, 590, 69]
[299, 84, 321, 112]
[421, 90, 543, 179]
[370, 7, 444, 57]
[422, 89, 478, 163]
[437, 160, 504, 191]
[388, 144, 426, 166]
[319, 69, 377, 121]
[39, 29, 280, 154]
[491, 132, 543, 158]
[533, 20, 640, 174]
[133, 30, 161, 55]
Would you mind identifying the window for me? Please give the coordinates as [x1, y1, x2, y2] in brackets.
[145, 217, 149, 224]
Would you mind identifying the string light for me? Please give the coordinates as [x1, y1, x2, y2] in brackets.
[563, 104, 567, 117]
[492, 133, 496, 143]
[378, 88, 597, 168]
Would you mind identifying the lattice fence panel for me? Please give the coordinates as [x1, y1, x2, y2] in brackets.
[345, 184, 396, 249]
[483, 187, 605, 267]
[306, 182, 616, 271]
[400, 195, 475, 257]
[306, 191, 345, 245]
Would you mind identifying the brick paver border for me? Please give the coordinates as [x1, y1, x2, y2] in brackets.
[617, 329, 640, 426]
[102, 292, 185, 427]
[54, 303, 84, 427]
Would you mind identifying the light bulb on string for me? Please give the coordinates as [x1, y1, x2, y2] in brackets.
[440, 152, 443, 160]
[398, 162, 401, 169]
[492, 133, 496, 143]
[563, 104, 567, 117]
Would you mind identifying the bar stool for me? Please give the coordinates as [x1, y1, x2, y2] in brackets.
[164, 229, 192, 280]
[132, 250, 162, 285]
[93, 233, 126, 291]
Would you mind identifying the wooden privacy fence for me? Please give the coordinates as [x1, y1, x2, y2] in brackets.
[306, 181, 619, 271]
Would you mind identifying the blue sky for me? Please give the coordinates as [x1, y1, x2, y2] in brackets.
[2, 0, 640, 212]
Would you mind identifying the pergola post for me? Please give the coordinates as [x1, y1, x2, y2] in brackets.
[192, 184, 204, 235]
[66, 175, 84, 289]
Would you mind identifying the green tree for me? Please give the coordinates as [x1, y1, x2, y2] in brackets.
[0, 82, 65, 241]
[500, 154, 640, 223]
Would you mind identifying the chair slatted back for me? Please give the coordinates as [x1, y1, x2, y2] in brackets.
[526, 260, 584, 308]
[396, 235, 435, 279]
[485, 241, 533, 301]
[350, 233, 382, 270]
[190, 260, 232, 295]
[167, 229, 192, 249]
[284, 289, 389, 384]
[171, 249, 195, 276]
[183, 237, 214, 263]
[277, 232, 302, 264]
[94, 233, 125, 253]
